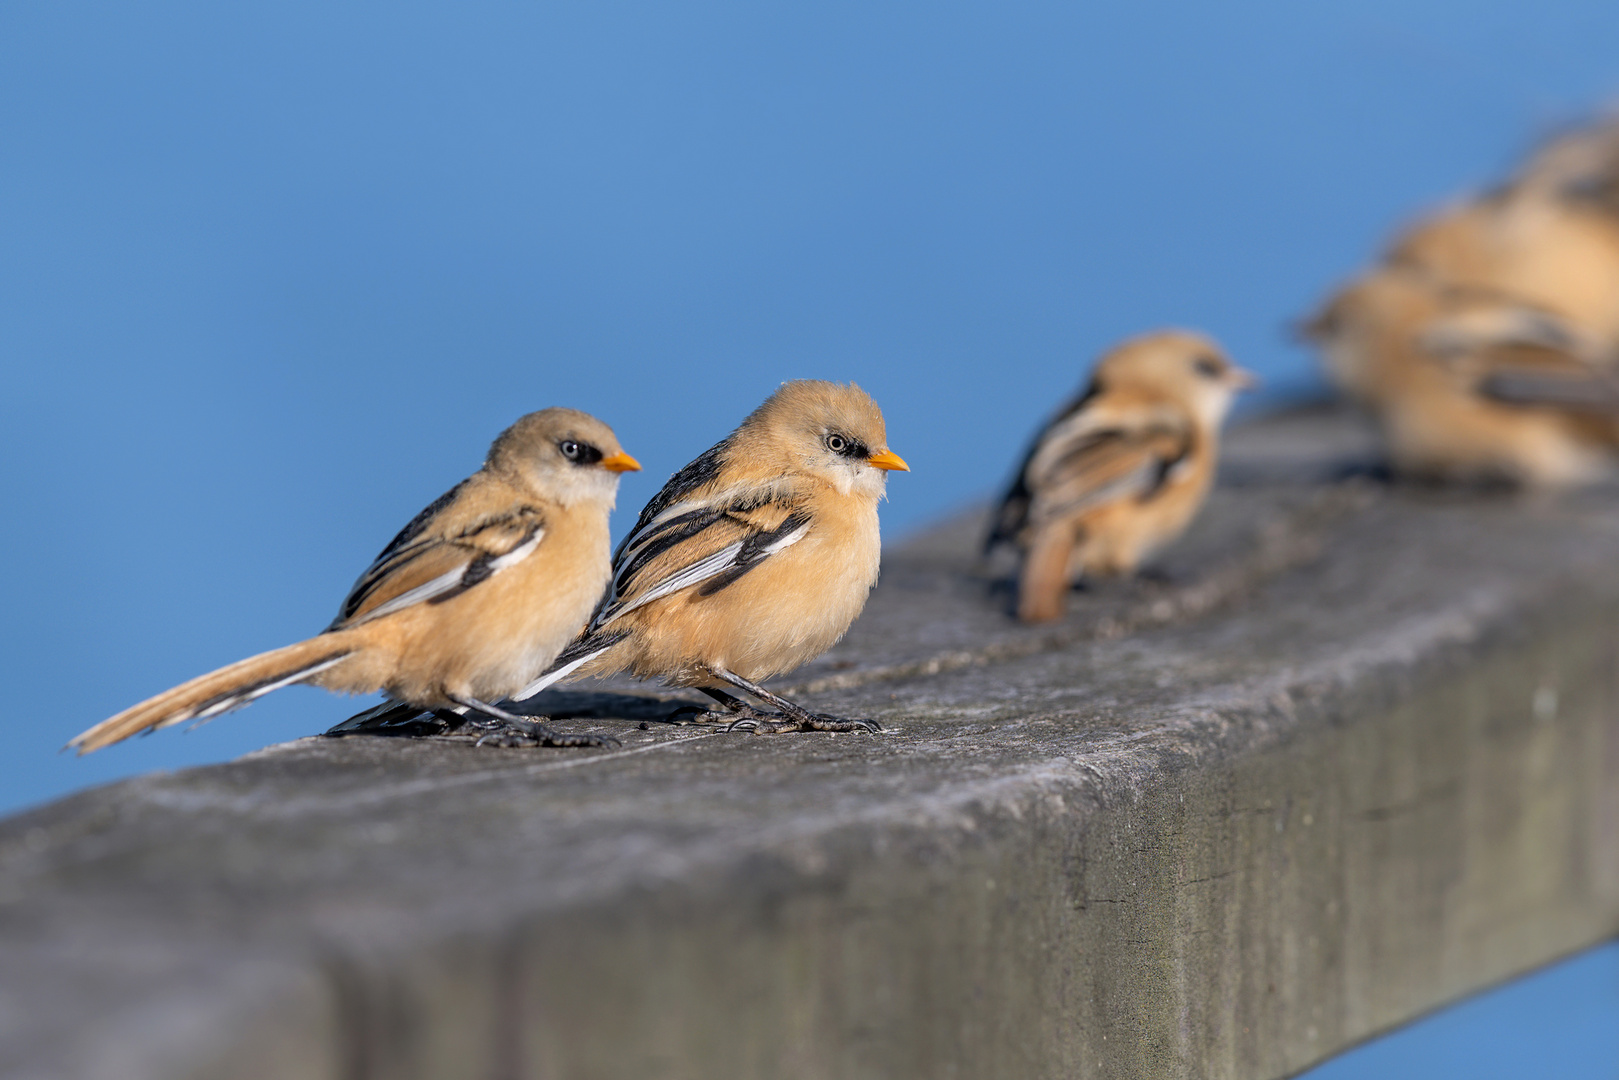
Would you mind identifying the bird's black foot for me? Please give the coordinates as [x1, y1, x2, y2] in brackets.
[444, 691, 620, 749]
[663, 704, 737, 726]
[464, 715, 619, 749]
[726, 712, 883, 735]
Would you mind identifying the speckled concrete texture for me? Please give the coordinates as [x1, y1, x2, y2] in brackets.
[3, 405, 1618, 1079]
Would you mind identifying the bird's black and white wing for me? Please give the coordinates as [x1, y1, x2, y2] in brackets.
[985, 384, 1100, 553]
[1413, 303, 1619, 412]
[327, 484, 547, 632]
[990, 393, 1191, 546]
[508, 445, 813, 702]
[590, 492, 810, 632]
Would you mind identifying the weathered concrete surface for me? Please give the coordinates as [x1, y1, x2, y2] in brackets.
[3, 404, 1619, 1080]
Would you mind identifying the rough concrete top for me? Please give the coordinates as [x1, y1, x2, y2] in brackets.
[4, 404, 1619, 1080]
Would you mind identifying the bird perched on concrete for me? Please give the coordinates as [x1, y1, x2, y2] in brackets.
[1303, 269, 1619, 487]
[984, 332, 1256, 623]
[70, 409, 641, 754]
[509, 380, 909, 734]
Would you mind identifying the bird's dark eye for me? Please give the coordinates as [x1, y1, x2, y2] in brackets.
[824, 432, 867, 458]
[558, 439, 604, 466]
[1193, 356, 1224, 379]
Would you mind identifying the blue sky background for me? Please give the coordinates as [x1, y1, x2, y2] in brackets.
[3, 3, 1618, 1071]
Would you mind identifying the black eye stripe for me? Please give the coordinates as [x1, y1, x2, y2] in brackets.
[824, 432, 868, 459]
[559, 440, 604, 465]
[1193, 356, 1224, 379]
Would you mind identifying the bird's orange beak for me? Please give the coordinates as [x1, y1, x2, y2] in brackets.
[1227, 367, 1261, 391]
[866, 449, 910, 472]
[601, 451, 643, 473]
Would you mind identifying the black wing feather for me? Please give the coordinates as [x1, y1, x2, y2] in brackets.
[695, 510, 813, 597]
[611, 506, 727, 593]
[613, 436, 731, 562]
[1480, 369, 1619, 411]
[985, 380, 1101, 552]
[331, 480, 467, 626]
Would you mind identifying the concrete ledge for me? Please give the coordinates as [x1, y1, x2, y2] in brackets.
[3, 405, 1619, 1079]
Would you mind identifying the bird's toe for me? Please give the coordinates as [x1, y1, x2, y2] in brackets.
[470, 716, 618, 750]
[726, 712, 881, 734]
[540, 730, 621, 749]
[665, 705, 732, 726]
[474, 729, 536, 749]
[806, 714, 883, 733]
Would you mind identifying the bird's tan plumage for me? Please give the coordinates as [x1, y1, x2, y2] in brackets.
[510, 380, 908, 733]
[71, 408, 638, 753]
[1386, 195, 1619, 350]
[987, 331, 1253, 623]
[1306, 269, 1619, 486]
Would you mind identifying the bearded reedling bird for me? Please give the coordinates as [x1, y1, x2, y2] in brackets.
[69, 409, 641, 754]
[505, 380, 909, 734]
[1302, 268, 1619, 487]
[1384, 193, 1619, 352]
[984, 332, 1256, 623]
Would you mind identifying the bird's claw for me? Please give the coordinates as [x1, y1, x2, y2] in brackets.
[725, 713, 883, 735]
[663, 705, 733, 726]
[468, 716, 619, 749]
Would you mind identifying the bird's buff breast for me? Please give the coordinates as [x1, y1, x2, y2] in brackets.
[343, 518, 612, 704]
[627, 502, 882, 684]
[1075, 463, 1213, 576]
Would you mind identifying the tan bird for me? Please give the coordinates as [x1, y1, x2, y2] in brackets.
[71, 409, 641, 753]
[984, 332, 1255, 623]
[505, 380, 909, 734]
[1303, 269, 1619, 487]
[1385, 194, 1619, 351]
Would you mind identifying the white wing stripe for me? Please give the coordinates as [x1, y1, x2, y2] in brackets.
[760, 522, 809, 556]
[600, 518, 811, 630]
[346, 527, 546, 626]
[511, 644, 611, 701]
[486, 529, 544, 573]
[605, 539, 747, 624]
[347, 566, 468, 625]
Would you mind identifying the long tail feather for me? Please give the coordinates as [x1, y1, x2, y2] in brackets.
[70, 638, 355, 753]
[1018, 526, 1079, 623]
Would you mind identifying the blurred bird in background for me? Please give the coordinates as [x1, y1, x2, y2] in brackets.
[340, 380, 910, 736]
[72, 409, 640, 753]
[1304, 114, 1619, 485]
[1306, 270, 1619, 486]
[984, 332, 1256, 623]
